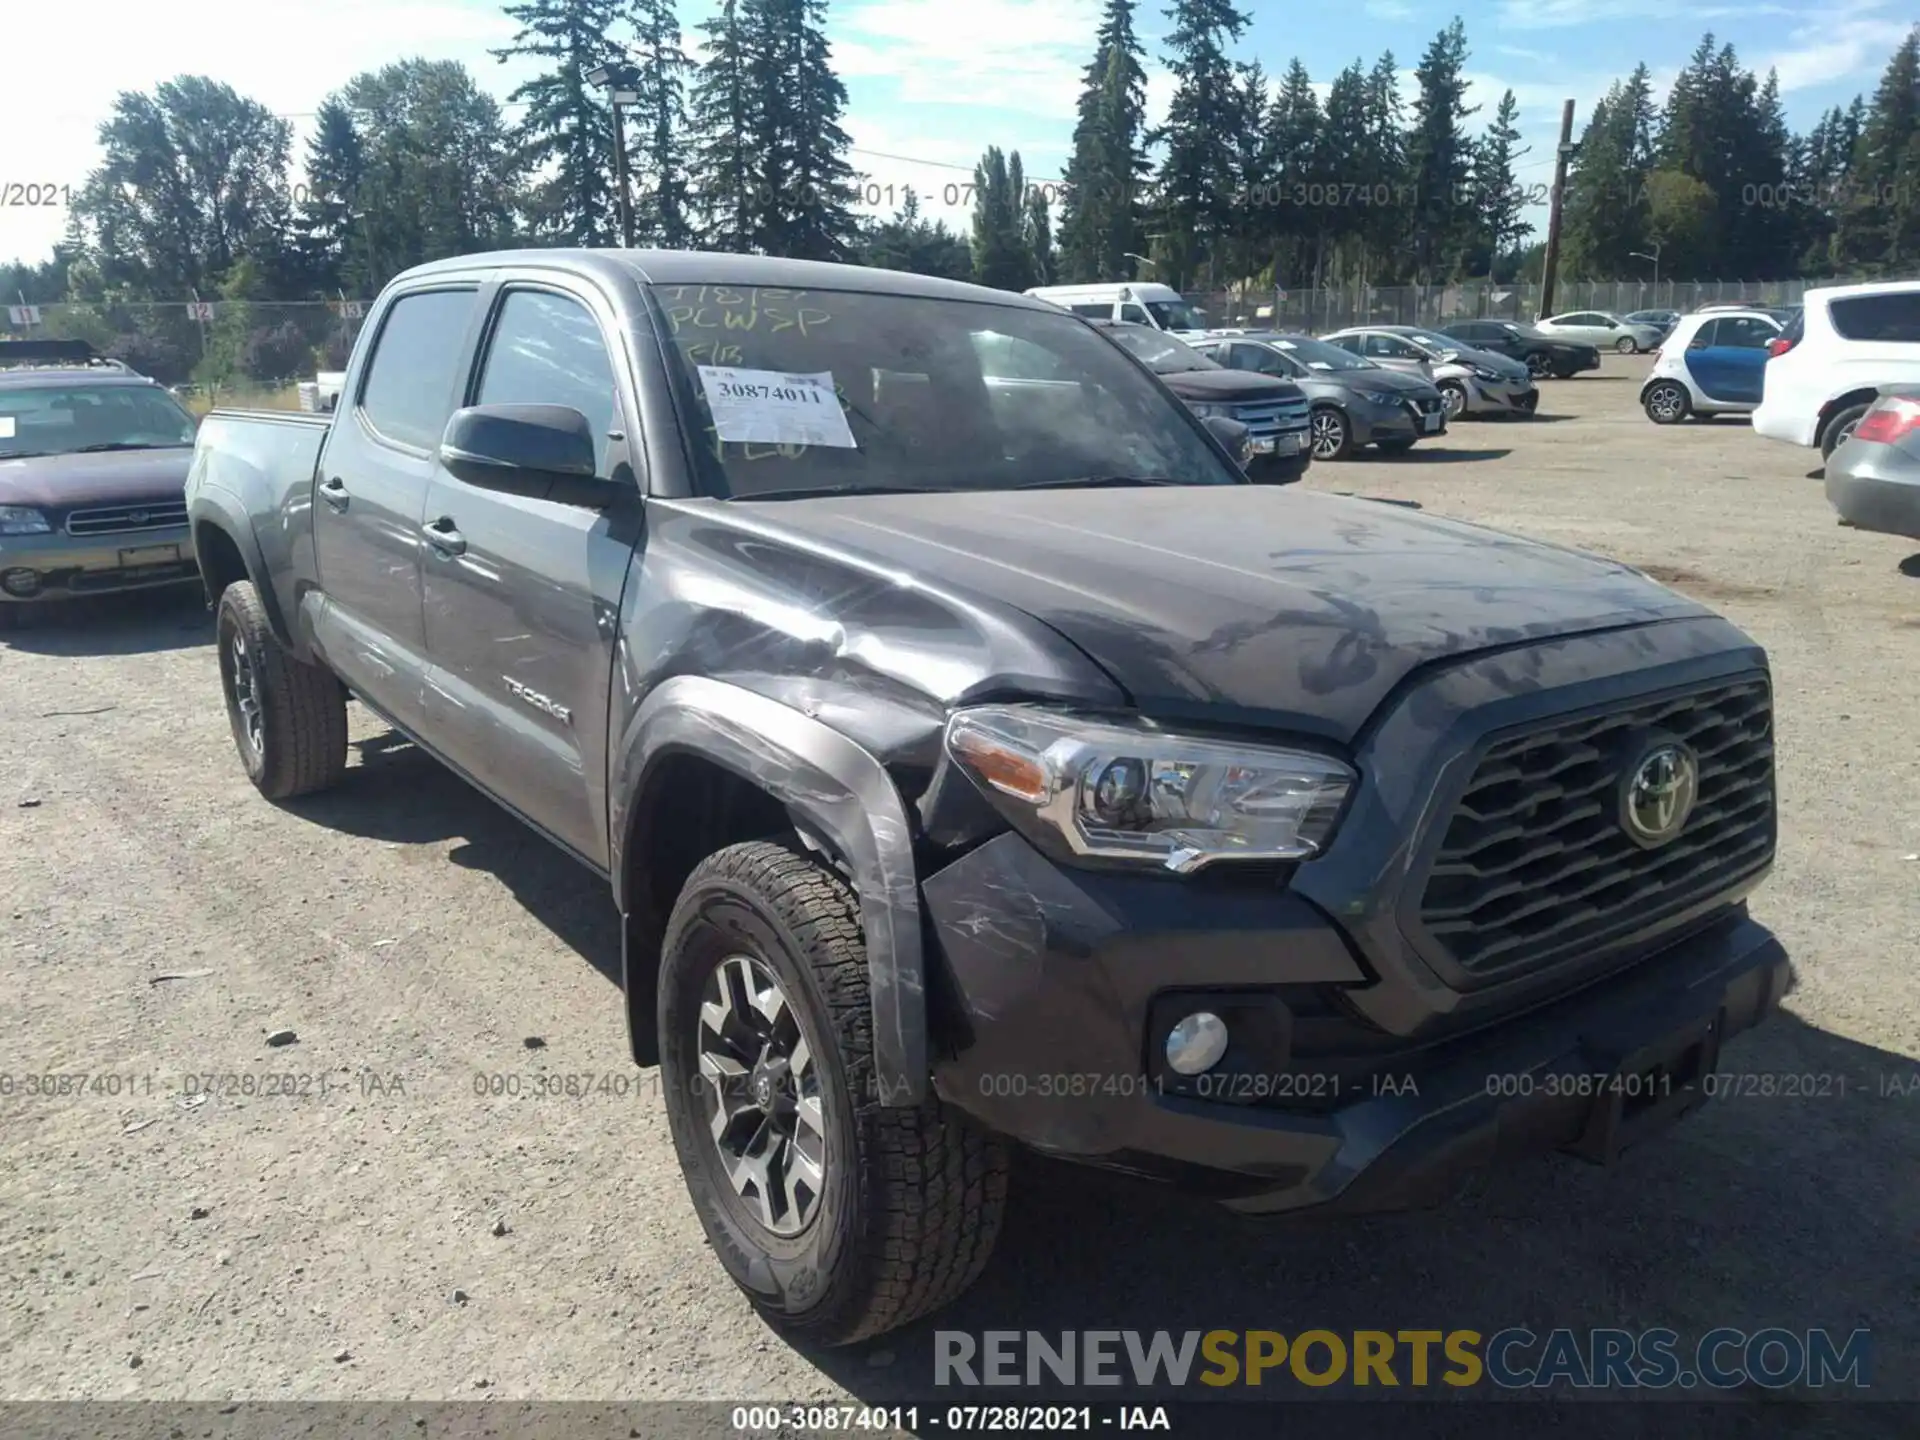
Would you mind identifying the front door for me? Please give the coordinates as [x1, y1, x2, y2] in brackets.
[310, 285, 482, 734]
[417, 283, 637, 867]
[1688, 315, 1777, 405]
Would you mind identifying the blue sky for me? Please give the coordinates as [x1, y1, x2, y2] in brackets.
[2, 0, 1913, 271]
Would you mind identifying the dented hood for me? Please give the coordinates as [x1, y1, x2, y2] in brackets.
[727, 486, 1709, 743]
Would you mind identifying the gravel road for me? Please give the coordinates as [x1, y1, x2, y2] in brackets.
[2, 356, 1915, 1433]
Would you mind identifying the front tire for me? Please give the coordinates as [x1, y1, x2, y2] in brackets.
[1643, 381, 1691, 424]
[216, 580, 348, 799]
[1524, 351, 1552, 379]
[658, 840, 1009, 1346]
[1309, 407, 1352, 460]
[1438, 381, 1468, 419]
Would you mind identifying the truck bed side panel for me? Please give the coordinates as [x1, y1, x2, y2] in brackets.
[186, 409, 330, 651]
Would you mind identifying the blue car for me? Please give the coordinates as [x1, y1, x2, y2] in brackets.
[1640, 310, 1784, 423]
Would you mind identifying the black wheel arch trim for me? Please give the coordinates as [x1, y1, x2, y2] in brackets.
[610, 675, 928, 1107]
[187, 491, 300, 657]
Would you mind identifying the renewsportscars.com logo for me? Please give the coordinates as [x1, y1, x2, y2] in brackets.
[934, 1328, 1872, 1391]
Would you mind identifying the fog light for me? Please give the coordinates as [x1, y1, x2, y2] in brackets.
[1165, 1012, 1229, 1076]
[1, 568, 40, 598]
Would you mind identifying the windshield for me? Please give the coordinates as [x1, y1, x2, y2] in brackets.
[1402, 329, 1461, 353]
[1102, 325, 1217, 374]
[0, 383, 197, 458]
[1144, 299, 1210, 332]
[651, 285, 1244, 500]
[1267, 336, 1379, 372]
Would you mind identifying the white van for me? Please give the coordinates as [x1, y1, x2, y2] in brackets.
[1023, 282, 1212, 337]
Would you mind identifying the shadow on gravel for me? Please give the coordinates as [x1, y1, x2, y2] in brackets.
[1379, 447, 1514, 464]
[797, 1010, 1917, 1440]
[0, 585, 209, 656]
[281, 731, 623, 988]
[1898, 554, 1920, 578]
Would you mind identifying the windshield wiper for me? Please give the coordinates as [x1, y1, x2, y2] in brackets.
[733, 483, 935, 501]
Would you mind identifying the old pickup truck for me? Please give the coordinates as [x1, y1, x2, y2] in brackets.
[187, 250, 1791, 1346]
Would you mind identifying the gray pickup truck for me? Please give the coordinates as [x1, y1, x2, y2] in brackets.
[187, 249, 1791, 1346]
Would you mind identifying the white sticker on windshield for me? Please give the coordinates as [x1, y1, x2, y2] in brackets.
[0, 417, 13, 438]
[696, 366, 856, 449]
[1307, 362, 1332, 370]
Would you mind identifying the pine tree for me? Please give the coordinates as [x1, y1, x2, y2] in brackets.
[1404, 18, 1478, 283]
[1359, 51, 1409, 281]
[294, 98, 367, 292]
[630, 0, 695, 248]
[970, 147, 1035, 290]
[1564, 82, 1649, 279]
[687, 0, 760, 250]
[1261, 60, 1322, 288]
[1473, 90, 1531, 276]
[1024, 186, 1055, 284]
[1311, 61, 1370, 285]
[855, 187, 972, 279]
[1152, 0, 1251, 288]
[1223, 60, 1272, 284]
[1057, 0, 1150, 282]
[492, 0, 626, 246]
[1837, 32, 1920, 272]
[768, 0, 860, 259]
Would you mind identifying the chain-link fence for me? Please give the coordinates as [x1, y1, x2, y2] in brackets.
[1, 300, 373, 407]
[1190, 280, 1824, 334]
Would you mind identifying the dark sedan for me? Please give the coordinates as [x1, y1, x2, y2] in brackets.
[1438, 319, 1602, 379]
[1188, 332, 1448, 460]
[1826, 386, 1920, 541]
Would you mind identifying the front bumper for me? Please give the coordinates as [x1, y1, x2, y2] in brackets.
[0, 523, 198, 603]
[1465, 378, 1539, 415]
[1828, 443, 1920, 539]
[924, 829, 1791, 1214]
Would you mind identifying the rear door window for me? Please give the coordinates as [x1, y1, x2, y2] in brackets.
[358, 288, 480, 450]
[1828, 292, 1920, 342]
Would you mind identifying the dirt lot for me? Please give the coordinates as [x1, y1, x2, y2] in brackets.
[2, 355, 1917, 1428]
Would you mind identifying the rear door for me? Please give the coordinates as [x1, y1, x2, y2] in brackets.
[311, 284, 482, 734]
[417, 280, 639, 867]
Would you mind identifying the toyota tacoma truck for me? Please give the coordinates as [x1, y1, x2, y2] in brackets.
[186, 250, 1792, 1346]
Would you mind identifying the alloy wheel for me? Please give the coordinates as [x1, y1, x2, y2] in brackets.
[1441, 385, 1467, 418]
[1309, 410, 1347, 459]
[696, 953, 828, 1237]
[228, 632, 263, 756]
[1647, 384, 1687, 422]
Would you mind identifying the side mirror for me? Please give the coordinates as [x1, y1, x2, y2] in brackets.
[1201, 414, 1252, 470]
[438, 404, 624, 509]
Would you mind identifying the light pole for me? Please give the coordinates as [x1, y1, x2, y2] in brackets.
[586, 62, 641, 249]
[1123, 251, 1157, 275]
[1630, 241, 1662, 297]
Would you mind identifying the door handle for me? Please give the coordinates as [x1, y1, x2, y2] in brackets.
[318, 476, 349, 511]
[422, 517, 467, 557]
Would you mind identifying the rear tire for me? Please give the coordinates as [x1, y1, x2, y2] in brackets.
[658, 840, 1009, 1346]
[1643, 381, 1691, 424]
[1820, 403, 1871, 460]
[1615, 335, 1638, 354]
[215, 580, 348, 800]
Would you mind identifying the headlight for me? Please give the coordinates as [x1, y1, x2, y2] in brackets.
[1471, 366, 1504, 382]
[0, 506, 51, 536]
[1186, 402, 1230, 419]
[944, 705, 1354, 873]
[1357, 390, 1399, 407]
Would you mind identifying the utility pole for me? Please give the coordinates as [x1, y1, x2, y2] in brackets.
[609, 99, 636, 249]
[1537, 99, 1577, 320]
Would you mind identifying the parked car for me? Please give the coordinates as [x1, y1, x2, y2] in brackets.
[1438, 319, 1602, 379]
[1534, 310, 1664, 354]
[186, 248, 1791, 1347]
[0, 339, 202, 628]
[1024, 281, 1211, 337]
[1091, 321, 1311, 480]
[1624, 309, 1681, 343]
[1639, 310, 1782, 424]
[1753, 281, 1920, 460]
[1321, 325, 1538, 420]
[1825, 386, 1920, 540]
[1187, 331, 1448, 458]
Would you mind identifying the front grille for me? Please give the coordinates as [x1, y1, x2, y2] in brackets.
[1408, 396, 1442, 415]
[63, 501, 187, 537]
[1417, 678, 1774, 980]
[1233, 400, 1311, 438]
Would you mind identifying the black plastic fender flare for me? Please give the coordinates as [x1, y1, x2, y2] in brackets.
[186, 489, 299, 654]
[610, 675, 928, 1108]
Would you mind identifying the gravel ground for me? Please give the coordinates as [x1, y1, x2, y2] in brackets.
[1, 355, 1916, 1431]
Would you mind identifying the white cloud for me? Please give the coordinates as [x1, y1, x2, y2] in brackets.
[1495, 0, 1796, 30]
[1758, 14, 1915, 92]
[0, 0, 524, 264]
[834, 0, 1101, 117]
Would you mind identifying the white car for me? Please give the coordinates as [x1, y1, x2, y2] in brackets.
[1752, 280, 1920, 459]
[1023, 282, 1212, 337]
[1534, 311, 1663, 354]
[1639, 311, 1781, 424]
